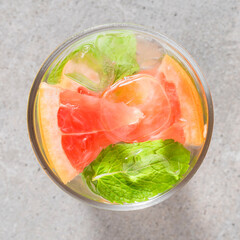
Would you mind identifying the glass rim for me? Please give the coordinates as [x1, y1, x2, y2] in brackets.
[27, 23, 214, 211]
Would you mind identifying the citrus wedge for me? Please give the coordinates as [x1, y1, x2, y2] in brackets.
[38, 83, 78, 184]
[158, 55, 204, 145]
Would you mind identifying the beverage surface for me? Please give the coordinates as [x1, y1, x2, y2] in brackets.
[37, 30, 205, 204]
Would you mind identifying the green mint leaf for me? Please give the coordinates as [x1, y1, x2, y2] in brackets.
[46, 31, 139, 88]
[96, 31, 139, 82]
[82, 139, 190, 204]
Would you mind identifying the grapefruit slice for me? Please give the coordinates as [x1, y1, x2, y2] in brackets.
[38, 83, 78, 184]
[158, 55, 204, 145]
[102, 74, 171, 142]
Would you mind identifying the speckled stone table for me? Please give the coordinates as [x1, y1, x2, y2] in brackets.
[1, 0, 239, 239]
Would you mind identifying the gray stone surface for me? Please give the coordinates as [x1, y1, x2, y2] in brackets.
[0, 0, 239, 239]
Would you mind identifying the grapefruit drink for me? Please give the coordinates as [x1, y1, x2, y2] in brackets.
[28, 25, 213, 210]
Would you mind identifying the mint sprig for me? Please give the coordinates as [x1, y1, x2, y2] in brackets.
[46, 31, 139, 90]
[82, 139, 190, 204]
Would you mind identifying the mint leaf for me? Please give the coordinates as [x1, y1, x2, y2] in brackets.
[96, 31, 139, 82]
[46, 31, 139, 88]
[82, 139, 190, 204]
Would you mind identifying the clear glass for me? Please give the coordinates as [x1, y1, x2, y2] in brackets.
[27, 23, 213, 211]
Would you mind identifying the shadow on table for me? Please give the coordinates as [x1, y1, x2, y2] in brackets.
[86, 186, 205, 240]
